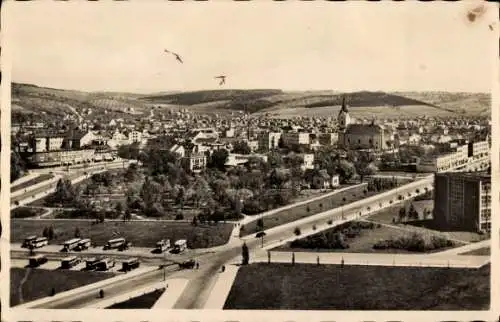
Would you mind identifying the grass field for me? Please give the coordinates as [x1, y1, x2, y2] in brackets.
[11, 174, 55, 192]
[11, 219, 234, 249]
[460, 247, 490, 256]
[367, 205, 486, 243]
[275, 221, 458, 254]
[10, 267, 115, 307]
[224, 263, 490, 310]
[240, 184, 380, 237]
[106, 288, 166, 309]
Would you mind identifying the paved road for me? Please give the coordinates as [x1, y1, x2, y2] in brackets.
[11, 161, 134, 208]
[15, 175, 437, 309]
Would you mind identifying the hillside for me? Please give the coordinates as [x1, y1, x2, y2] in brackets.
[11, 83, 153, 123]
[12, 83, 490, 121]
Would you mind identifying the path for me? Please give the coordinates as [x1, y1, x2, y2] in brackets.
[361, 219, 472, 245]
[88, 281, 167, 308]
[203, 265, 239, 309]
[17, 268, 31, 304]
[152, 278, 189, 308]
[250, 251, 489, 269]
[433, 239, 490, 256]
[238, 183, 367, 226]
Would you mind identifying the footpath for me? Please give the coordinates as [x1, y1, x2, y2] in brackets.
[203, 265, 239, 309]
[250, 250, 490, 269]
[15, 266, 159, 309]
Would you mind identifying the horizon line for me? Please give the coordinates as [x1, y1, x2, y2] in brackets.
[12, 81, 491, 96]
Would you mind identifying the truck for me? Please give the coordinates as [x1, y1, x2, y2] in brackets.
[155, 239, 171, 253]
[76, 238, 91, 251]
[104, 238, 126, 250]
[22, 236, 37, 248]
[61, 256, 81, 269]
[62, 238, 81, 252]
[172, 239, 187, 254]
[29, 255, 48, 267]
[95, 258, 115, 271]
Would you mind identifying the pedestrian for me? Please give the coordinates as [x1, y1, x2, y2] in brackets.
[196, 262, 199, 269]
[221, 265, 225, 272]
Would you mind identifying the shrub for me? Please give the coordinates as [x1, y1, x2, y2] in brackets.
[327, 220, 333, 225]
[312, 224, 317, 230]
[294, 227, 301, 236]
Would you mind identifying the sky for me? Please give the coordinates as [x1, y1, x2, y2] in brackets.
[3, 1, 497, 93]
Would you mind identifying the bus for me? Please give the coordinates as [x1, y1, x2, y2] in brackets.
[104, 238, 126, 250]
[62, 238, 81, 252]
[172, 239, 187, 254]
[155, 239, 170, 253]
[61, 256, 81, 269]
[76, 238, 91, 251]
[32, 237, 49, 248]
[122, 258, 140, 272]
[22, 235, 37, 248]
[86, 257, 101, 270]
[29, 255, 48, 267]
[95, 258, 115, 271]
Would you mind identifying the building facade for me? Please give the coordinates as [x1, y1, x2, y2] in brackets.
[433, 172, 491, 233]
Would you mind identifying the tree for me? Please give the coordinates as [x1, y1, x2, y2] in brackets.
[232, 140, 251, 154]
[242, 242, 249, 265]
[336, 160, 356, 183]
[10, 150, 26, 182]
[124, 209, 132, 221]
[257, 218, 264, 231]
[398, 207, 406, 223]
[256, 231, 266, 248]
[115, 202, 124, 215]
[51, 178, 77, 207]
[42, 227, 49, 238]
[48, 226, 55, 240]
[207, 149, 229, 171]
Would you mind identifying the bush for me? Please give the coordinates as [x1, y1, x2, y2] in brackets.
[312, 224, 317, 230]
[327, 220, 333, 225]
[294, 227, 301, 236]
[175, 213, 184, 220]
[373, 233, 453, 252]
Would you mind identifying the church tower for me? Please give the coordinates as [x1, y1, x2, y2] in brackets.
[337, 96, 351, 131]
[337, 96, 351, 149]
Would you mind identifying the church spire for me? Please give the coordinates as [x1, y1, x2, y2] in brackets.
[341, 95, 348, 112]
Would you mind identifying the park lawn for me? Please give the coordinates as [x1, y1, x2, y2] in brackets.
[367, 205, 486, 243]
[10, 267, 115, 307]
[240, 183, 388, 237]
[224, 263, 490, 310]
[460, 247, 491, 256]
[11, 219, 234, 249]
[275, 221, 459, 254]
[11, 207, 48, 219]
[106, 288, 166, 309]
[11, 174, 55, 192]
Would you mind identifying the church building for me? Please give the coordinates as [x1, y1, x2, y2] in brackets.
[337, 96, 393, 151]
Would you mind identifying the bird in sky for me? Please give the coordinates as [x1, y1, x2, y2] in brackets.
[164, 49, 183, 64]
[214, 75, 226, 86]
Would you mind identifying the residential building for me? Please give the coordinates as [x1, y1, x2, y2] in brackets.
[258, 132, 282, 152]
[282, 132, 310, 147]
[312, 170, 340, 189]
[433, 172, 491, 233]
[181, 152, 207, 173]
